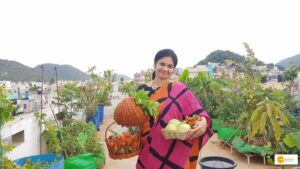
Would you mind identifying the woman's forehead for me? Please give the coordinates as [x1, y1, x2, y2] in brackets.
[157, 56, 174, 64]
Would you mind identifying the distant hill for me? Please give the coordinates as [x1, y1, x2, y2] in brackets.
[0, 59, 90, 82]
[198, 50, 246, 65]
[33, 64, 90, 81]
[276, 54, 300, 68]
[197, 50, 265, 66]
[0, 59, 40, 81]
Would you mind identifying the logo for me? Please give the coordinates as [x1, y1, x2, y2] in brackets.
[275, 154, 298, 165]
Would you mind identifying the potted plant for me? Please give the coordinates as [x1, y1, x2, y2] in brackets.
[35, 112, 106, 169]
[80, 70, 113, 129]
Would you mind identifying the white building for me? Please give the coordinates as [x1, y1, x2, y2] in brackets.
[1, 105, 60, 160]
[186, 65, 209, 78]
[0, 81, 12, 89]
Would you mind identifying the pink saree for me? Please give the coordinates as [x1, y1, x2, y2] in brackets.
[136, 82, 213, 169]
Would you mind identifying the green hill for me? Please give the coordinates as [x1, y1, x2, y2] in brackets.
[33, 64, 90, 81]
[197, 50, 264, 65]
[276, 54, 300, 68]
[0, 59, 90, 82]
[198, 50, 246, 65]
[0, 59, 40, 81]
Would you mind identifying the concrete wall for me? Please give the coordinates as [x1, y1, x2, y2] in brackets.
[1, 113, 41, 160]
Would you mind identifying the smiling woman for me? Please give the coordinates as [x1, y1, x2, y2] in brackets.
[136, 49, 213, 169]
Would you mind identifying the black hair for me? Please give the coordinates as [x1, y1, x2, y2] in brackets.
[152, 49, 178, 79]
[154, 49, 178, 67]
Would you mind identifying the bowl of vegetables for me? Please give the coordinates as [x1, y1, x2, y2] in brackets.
[161, 115, 201, 140]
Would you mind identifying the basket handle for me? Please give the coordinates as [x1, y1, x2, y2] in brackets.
[105, 121, 117, 140]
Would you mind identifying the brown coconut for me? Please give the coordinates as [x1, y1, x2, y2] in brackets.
[114, 97, 147, 127]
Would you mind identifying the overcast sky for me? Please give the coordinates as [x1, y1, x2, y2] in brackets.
[1, 0, 299, 78]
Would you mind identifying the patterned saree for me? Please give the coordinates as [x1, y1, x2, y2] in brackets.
[136, 82, 213, 169]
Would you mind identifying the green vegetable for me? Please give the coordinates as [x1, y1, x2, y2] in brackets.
[130, 89, 159, 118]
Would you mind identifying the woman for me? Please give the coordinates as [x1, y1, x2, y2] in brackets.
[136, 49, 213, 169]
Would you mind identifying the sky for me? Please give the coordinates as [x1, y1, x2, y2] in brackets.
[1, 0, 300, 78]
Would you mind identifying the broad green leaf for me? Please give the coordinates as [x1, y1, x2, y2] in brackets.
[270, 116, 282, 141]
[283, 132, 300, 149]
[259, 112, 268, 133]
[251, 106, 263, 122]
[251, 118, 260, 136]
[273, 107, 289, 125]
[266, 103, 272, 119]
[256, 100, 264, 106]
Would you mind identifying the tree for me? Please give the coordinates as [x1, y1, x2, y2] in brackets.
[118, 81, 139, 95]
[179, 69, 189, 83]
[49, 77, 55, 85]
[144, 69, 153, 83]
[57, 83, 81, 125]
[250, 97, 289, 141]
[103, 69, 115, 82]
[284, 66, 300, 92]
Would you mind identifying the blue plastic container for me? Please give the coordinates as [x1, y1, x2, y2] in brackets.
[87, 112, 100, 130]
[86, 104, 104, 130]
[14, 153, 64, 169]
[98, 104, 104, 122]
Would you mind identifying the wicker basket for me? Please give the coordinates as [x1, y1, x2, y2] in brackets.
[114, 97, 147, 127]
[105, 122, 142, 159]
[161, 128, 189, 140]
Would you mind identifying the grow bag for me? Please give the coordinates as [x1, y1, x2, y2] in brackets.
[212, 119, 221, 132]
[199, 156, 237, 169]
[217, 127, 247, 143]
[64, 153, 105, 169]
[14, 153, 64, 169]
[231, 136, 272, 155]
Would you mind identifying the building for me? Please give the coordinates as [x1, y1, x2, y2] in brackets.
[186, 65, 209, 78]
[133, 68, 153, 82]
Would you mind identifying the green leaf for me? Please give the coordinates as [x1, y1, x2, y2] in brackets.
[251, 106, 263, 122]
[259, 112, 267, 133]
[270, 116, 283, 141]
[274, 108, 289, 125]
[283, 132, 300, 149]
[251, 117, 260, 136]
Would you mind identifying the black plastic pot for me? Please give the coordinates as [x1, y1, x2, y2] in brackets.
[199, 156, 237, 169]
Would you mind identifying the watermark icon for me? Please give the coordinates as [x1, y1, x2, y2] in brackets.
[274, 154, 298, 165]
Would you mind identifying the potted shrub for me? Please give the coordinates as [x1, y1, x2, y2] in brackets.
[35, 112, 106, 169]
[80, 70, 113, 129]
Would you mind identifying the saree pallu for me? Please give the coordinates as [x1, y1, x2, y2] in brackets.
[136, 82, 213, 169]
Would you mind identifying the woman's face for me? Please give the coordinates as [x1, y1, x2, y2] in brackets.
[154, 56, 175, 80]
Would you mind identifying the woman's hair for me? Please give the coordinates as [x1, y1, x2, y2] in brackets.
[154, 49, 178, 67]
[152, 49, 178, 79]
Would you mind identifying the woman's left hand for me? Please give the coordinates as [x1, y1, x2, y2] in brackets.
[185, 117, 207, 139]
